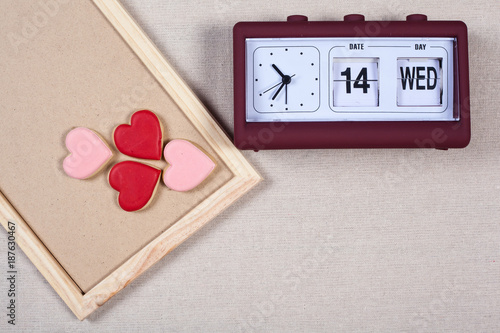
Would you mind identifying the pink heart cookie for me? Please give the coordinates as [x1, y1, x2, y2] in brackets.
[63, 127, 113, 179]
[163, 139, 216, 192]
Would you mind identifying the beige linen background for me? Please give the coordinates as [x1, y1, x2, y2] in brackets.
[1, 0, 499, 332]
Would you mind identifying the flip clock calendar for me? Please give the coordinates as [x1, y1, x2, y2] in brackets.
[233, 14, 470, 150]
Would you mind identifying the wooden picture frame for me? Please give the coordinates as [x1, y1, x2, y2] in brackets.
[0, 0, 261, 320]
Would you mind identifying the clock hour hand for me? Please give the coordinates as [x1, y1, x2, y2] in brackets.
[272, 64, 285, 78]
[272, 83, 285, 100]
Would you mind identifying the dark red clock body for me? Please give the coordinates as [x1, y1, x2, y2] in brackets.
[233, 14, 470, 150]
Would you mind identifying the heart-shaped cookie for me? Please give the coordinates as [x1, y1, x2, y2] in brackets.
[113, 110, 163, 160]
[162, 139, 216, 192]
[108, 161, 162, 212]
[63, 127, 113, 179]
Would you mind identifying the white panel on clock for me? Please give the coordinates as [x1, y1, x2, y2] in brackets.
[245, 37, 455, 122]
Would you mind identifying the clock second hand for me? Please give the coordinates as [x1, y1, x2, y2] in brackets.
[263, 74, 296, 96]
[262, 81, 282, 94]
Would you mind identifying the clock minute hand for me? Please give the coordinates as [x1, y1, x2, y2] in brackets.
[272, 64, 285, 78]
[272, 83, 285, 100]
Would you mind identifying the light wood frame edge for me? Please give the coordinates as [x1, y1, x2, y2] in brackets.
[0, 193, 85, 318]
[0, 0, 262, 320]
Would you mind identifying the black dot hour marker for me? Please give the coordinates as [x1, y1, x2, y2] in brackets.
[311, 93, 314, 95]
[311, 63, 314, 66]
[259, 64, 262, 66]
[315, 78, 318, 81]
[300, 52, 303, 55]
[270, 104, 273, 107]
[300, 104, 303, 106]
[285, 48, 288, 51]
[259, 93, 262, 96]
[255, 79, 258, 81]
[285, 108, 288, 110]
[270, 53, 273, 55]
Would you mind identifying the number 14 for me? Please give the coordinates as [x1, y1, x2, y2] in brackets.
[340, 67, 370, 94]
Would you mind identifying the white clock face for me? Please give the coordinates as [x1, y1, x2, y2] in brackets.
[252, 46, 320, 113]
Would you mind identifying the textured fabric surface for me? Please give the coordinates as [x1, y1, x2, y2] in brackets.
[1, 0, 499, 331]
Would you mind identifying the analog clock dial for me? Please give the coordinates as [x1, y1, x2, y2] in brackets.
[253, 46, 320, 113]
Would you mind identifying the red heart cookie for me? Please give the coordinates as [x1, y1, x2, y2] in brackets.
[113, 110, 163, 160]
[108, 161, 162, 212]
